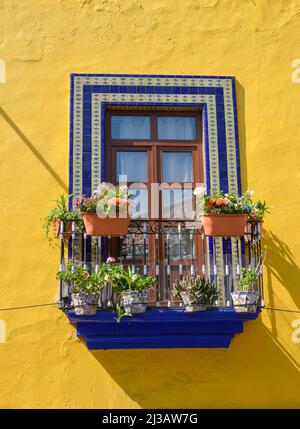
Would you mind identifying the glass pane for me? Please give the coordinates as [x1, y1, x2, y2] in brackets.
[111, 116, 150, 139]
[165, 228, 196, 259]
[162, 152, 193, 182]
[116, 151, 148, 182]
[162, 189, 194, 219]
[129, 188, 148, 219]
[157, 116, 196, 140]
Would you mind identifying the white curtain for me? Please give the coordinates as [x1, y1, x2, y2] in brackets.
[162, 152, 193, 182]
[116, 151, 148, 182]
[158, 116, 196, 140]
[112, 116, 150, 139]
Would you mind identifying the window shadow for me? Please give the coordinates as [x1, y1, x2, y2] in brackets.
[0, 106, 68, 192]
[87, 317, 300, 408]
[235, 79, 248, 190]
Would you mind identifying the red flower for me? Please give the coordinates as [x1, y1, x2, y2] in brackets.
[207, 198, 215, 208]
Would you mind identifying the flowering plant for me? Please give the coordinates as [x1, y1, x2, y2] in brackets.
[193, 188, 270, 220]
[73, 182, 132, 217]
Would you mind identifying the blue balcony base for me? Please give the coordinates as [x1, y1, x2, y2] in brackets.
[67, 308, 260, 350]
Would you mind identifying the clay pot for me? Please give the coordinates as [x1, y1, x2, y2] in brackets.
[202, 214, 247, 237]
[53, 218, 73, 239]
[82, 213, 130, 237]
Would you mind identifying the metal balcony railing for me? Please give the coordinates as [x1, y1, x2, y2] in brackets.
[57, 219, 264, 310]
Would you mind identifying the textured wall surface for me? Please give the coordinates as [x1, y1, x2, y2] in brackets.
[0, 0, 300, 408]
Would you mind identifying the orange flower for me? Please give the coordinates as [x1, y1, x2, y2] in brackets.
[107, 197, 128, 207]
[207, 198, 215, 208]
[86, 198, 92, 204]
[215, 198, 226, 207]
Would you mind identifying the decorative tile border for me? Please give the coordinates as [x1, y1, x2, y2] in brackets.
[69, 73, 242, 305]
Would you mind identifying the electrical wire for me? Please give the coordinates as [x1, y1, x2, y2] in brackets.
[0, 303, 58, 312]
[0, 303, 299, 314]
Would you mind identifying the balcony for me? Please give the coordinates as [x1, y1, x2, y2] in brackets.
[57, 219, 263, 349]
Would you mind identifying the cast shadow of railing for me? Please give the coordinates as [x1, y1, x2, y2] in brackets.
[262, 229, 300, 312]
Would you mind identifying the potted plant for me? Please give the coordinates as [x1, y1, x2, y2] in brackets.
[111, 266, 156, 314]
[74, 183, 132, 237]
[43, 194, 82, 241]
[231, 267, 260, 313]
[56, 262, 105, 315]
[173, 276, 219, 312]
[195, 189, 253, 237]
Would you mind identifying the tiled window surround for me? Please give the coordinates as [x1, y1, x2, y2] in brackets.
[66, 74, 260, 350]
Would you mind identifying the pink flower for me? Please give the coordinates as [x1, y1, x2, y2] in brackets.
[106, 256, 116, 263]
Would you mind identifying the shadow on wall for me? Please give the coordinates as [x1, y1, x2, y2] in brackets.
[89, 318, 300, 408]
[87, 232, 300, 408]
[263, 229, 300, 311]
[0, 106, 68, 192]
[235, 80, 248, 191]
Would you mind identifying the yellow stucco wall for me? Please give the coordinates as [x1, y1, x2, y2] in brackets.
[0, 0, 300, 408]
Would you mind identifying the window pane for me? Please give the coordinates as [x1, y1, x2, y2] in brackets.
[111, 116, 150, 139]
[162, 152, 193, 182]
[116, 151, 148, 182]
[165, 228, 196, 259]
[129, 188, 148, 219]
[157, 116, 196, 140]
[162, 189, 194, 219]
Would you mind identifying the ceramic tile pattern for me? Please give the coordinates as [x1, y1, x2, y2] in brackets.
[69, 73, 242, 304]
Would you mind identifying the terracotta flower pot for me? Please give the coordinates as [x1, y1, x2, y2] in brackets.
[82, 213, 130, 237]
[202, 214, 247, 237]
[53, 218, 73, 239]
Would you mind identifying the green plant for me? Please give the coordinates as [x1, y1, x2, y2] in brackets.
[173, 276, 219, 306]
[56, 261, 105, 294]
[193, 188, 270, 220]
[249, 200, 270, 221]
[97, 257, 124, 282]
[43, 194, 82, 239]
[239, 268, 258, 291]
[111, 266, 156, 294]
[73, 182, 132, 216]
[114, 304, 132, 323]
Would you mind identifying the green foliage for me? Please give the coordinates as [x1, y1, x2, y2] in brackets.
[250, 200, 270, 220]
[97, 259, 124, 282]
[56, 261, 105, 294]
[114, 304, 132, 323]
[43, 194, 82, 240]
[173, 276, 219, 306]
[239, 268, 258, 291]
[111, 266, 156, 294]
[196, 188, 270, 219]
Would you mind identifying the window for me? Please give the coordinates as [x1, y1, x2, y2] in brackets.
[106, 109, 204, 305]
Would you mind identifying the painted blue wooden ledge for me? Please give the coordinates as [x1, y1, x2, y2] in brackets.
[67, 308, 260, 350]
